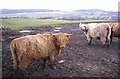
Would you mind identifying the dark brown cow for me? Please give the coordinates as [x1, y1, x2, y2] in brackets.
[108, 23, 120, 42]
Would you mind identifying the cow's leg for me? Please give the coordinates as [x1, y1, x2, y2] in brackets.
[18, 56, 29, 70]
[49, 55, 56, 69]
[12, 55, 19, 70]
[106, 37, 111, 45]
[104, 33, 111, 46]
[110, 29, 113, 43]
[110, 34, 113, 43]
[100, 37, 106, 46]
[87, 36, 92, 45]
[42, 58, 48, 69]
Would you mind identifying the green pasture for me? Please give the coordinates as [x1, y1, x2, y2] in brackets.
[1, 18, 114, 30]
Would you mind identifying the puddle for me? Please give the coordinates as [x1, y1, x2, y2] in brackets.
[19, 30, 33, 33]
[53, 26, 62, 32]
[41, 31, 52, 34]
[54, 29, 60, 32]
[19, 26, 62, 33]
[55, 27, 62, 30]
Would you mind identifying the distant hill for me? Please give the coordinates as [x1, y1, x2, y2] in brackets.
[1, 9, 118, 14]
[1, 9, 60, 14]
[1, 9, 118, 20]
[75, 9, 116, 12]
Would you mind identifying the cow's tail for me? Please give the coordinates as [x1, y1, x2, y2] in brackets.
[10, 42, 18, 70]
[106, 24, 112, 44]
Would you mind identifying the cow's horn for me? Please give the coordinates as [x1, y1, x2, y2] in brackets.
[65, 33, 72, 35]
[52, 34, 57, 35]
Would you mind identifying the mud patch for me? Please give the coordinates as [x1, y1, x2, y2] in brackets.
[2, 23, 119, 77]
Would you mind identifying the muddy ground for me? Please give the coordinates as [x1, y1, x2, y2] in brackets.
[1, 23, 120, 78]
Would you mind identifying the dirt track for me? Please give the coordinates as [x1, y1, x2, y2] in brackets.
[2, 23, 119, 77]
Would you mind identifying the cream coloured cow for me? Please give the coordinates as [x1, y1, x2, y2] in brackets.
[79, 23, 111, 46]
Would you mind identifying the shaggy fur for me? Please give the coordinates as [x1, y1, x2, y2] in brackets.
[108, 23, 120, 37]
[79, 23, 111, 45]
[10, 33, 71, 70]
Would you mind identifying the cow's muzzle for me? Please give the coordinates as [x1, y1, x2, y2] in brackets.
[60, 45, 65, 48]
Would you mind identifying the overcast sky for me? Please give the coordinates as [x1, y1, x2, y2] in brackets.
[1, 0, 120, 11]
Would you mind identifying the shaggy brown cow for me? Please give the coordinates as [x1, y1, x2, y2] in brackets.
[108, 23, 120, 42]
[10, 33, 71, 70]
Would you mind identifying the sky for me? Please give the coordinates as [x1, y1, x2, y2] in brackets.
[1, 0, 120, 11]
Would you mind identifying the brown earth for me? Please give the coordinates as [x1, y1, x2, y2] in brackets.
[1, 23, 119, 78]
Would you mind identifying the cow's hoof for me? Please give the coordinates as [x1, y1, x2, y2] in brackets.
[42, 66, 46, 70]
[106, 44, 110, 48]
[50, 66, 56, 70]
[88, 43, 91, 45]
[102, 44, 109, 48]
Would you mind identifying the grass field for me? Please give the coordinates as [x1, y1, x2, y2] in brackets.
[1, 18, 115, 30]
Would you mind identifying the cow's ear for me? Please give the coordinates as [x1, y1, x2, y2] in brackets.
[67, 35, 70, 39]
[79, 23, 82, 27]
[66, 34, 72, 39]
[52, 34, 57, 37]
